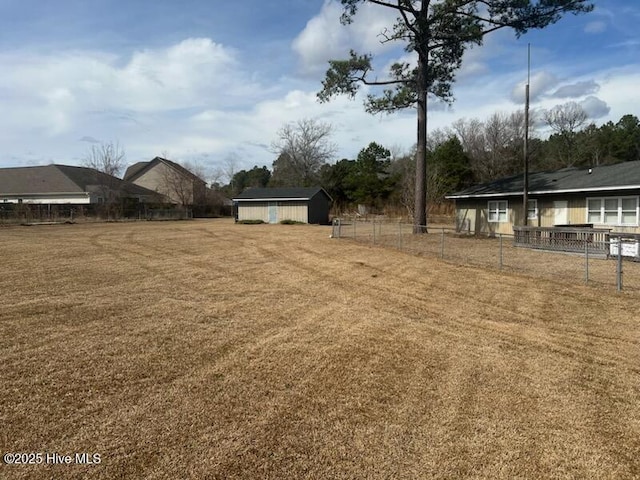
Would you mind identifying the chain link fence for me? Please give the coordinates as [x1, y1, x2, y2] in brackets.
[0, 203, 193, 225]
[331, 217, 640, 293]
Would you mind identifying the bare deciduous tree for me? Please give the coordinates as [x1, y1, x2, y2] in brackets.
[83, 141, 126, 178]
[544, 102, 588, 136]
[270, 118, 337, 187]
[543, 101, 589, 167]
[452, 112, 531, 182]
[223, 154, 240, 193]
[82, 141, 126, 218]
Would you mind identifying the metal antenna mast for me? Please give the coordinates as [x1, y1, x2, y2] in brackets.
[523, 44, 531, 226]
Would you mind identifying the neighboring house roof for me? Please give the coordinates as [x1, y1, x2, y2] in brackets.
[447, 160, 640, 199]
[124, 157, 205, 184]
[233, 187, 333, 202]
[0, 164, 159, 197]
[123, 161, 149, 181]
[0, 165, 84, 194]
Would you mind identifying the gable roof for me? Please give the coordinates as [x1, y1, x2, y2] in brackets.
[233, 187, 332, 202]
[448, 160, 640, 199]
[0, 165, 159, 197]
[123, 161, 149, 181]
[124, 157, 205, 184]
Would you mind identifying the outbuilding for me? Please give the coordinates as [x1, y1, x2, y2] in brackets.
[233, 187, 332, 224]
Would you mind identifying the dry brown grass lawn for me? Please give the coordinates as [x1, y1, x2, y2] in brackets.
[1, 219, 639, 479]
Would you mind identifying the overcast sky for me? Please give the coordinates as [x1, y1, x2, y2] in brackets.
[1, 0, 639, 178]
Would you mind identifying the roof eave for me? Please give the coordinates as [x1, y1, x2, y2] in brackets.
[233, 197, 312, 202]
[0, 192, 90, 197]
[447, 184, 640, 200]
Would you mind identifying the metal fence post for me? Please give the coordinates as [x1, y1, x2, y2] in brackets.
[372, 219, 376, 245]
[617, 237, 623, 292]
[499, 234, 503, 270]
[584, 241, 589, 284]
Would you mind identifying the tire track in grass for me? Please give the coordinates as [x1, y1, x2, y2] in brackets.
[5, 222, 638, 478]
[254, 235, 640, 375]
[248, 230, 640, 476]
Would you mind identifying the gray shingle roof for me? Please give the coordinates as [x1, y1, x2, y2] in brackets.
[123, 161, 150, 181]
[448, 160, 640, 199]
[124, 157, 205, 184]
[0, 165, 159, 197]
[0, 165, 83, 194]
[233, 187, 331, 201]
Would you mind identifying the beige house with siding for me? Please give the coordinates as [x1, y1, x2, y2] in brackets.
[124, 157, 206, 206]
[233, 187, 332, 224]
[447, 161, 640, 235]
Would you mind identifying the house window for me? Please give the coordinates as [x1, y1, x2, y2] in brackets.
[587, 198, 601, 224]
[587, 196, 639, 226]
[621, 197, 637, 225]
[488, 200, 508, 223]
[527, 199, 538, 220]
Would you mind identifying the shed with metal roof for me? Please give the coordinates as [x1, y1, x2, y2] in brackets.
[233, 187, 332, 224]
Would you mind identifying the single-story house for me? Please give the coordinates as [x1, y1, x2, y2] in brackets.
[447, 160, 640, 235]
[124, 157, 207, 206]
[0, 164, 160, 205]
[233, 187, 332, 224]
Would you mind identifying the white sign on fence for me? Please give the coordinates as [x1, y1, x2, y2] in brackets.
[609, 238, 640, 258]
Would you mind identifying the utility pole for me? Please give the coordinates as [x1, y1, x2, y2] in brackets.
[523, 44, 531, 226]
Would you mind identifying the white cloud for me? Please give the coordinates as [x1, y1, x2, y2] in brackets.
[2, 19, 640, 175]
[551, 80, 600, 99]
[510, 71, 559, 103]
[579, 96, 610, 119]
[594, 66, 640, 122]
[0, 38, 268, 165]
[292, 0, 401, 77]
[585, 21, 607, 34]
[0, 38, 252, 123]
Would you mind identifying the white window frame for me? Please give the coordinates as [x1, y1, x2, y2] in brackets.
[488, 200, 508, 223]
[527, 199, 538, 220]
[586, 196, 639, 226]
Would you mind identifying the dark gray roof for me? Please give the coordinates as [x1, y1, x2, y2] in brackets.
[124, 157, 205, 184]
[448, 160, 640, 199]
[0, 165, 159, 197]
[0, 165, 83, 194]
[123, 161, 150, 181]
[233, 187, 332, 201]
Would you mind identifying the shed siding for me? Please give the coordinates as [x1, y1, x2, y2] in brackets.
[238, 202, 270, 223]
[307, 192, 330, 224]
[235, 189, 332, 225]
[277, 202, 308, 223]
[237, 201, 309, 224]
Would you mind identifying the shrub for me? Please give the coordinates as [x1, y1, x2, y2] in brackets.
[280, 219, 305, 225]
[237, 219, 265, 224]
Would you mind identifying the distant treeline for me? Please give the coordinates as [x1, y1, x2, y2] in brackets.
[217, 112, 640, 215]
